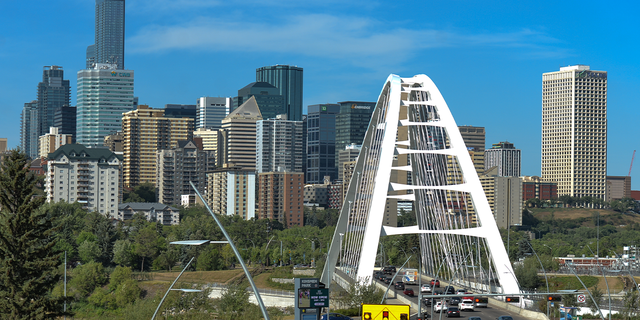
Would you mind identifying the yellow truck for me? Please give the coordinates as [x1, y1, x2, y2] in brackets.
[361, 304, 410, 320]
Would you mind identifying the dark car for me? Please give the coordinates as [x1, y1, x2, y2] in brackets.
[403, 288, 415, 296]
[321, 313, 352, 320]
[383, 266, 397, 274]
[433, 289, 444, 296]
[384, 277, 392, 284]
[446, 307, 461, 318]
[423, 297, 434, 307]
[430, 279, 441, 287]
[374, 271, 384, 279]
[496, 316, 514, 320]
[468, 317, 483, 320]
[448, 297, 461, 306]
[394, 281, 405, 290]
[443, 285, 456, 294]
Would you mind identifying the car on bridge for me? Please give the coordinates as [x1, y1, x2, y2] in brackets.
[434, 301, 448, 312]
[430, 279, 441, 287]
[394, 281, 405, 290]
[459, 299, 475, 311]
[446, 307, 461, 318]
[421, 284, 432, 293]
[403, 288, 415, 296]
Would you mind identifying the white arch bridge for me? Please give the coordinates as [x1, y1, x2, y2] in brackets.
[321, 74, 521, 295]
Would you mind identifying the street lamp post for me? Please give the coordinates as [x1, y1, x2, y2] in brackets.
[412, 247, 423, 320]
[587, 245, 611, 320]
[339, 233, 344, 270]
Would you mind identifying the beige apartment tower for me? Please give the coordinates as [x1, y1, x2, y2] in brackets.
[122, 105, 193, 188]
[217, 96, 262, 170]
[542, 65, 607, 200]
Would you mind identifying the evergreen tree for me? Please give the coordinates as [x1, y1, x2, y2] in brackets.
[0, 149, 66, 318]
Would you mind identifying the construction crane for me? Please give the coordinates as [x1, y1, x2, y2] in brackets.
[629, 150, 636, 176]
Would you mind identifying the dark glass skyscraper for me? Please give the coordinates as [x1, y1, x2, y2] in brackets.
[87, 0, 125, 69]
[53, 106, 77, 142]
[37, 66, 71, 137]
[233, 82, 285, 120]
[256, 65, 303, 121]
[306, 104, 339, 183]
[335, 101, 375, 164]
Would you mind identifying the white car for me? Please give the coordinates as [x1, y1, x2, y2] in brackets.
[434, 301, 448, 312]
[459, 299, 475, 311]
[421, 284, 432, 293]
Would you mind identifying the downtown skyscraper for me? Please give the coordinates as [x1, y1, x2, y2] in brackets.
[256, 65, 303, 121]
[37, 66, 71, 138]
[76, 64, 135, 147]
[542, 65, 607, 200]
[86, 0, 125, 69]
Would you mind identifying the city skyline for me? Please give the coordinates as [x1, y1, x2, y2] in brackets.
[1, 0, 639, 189]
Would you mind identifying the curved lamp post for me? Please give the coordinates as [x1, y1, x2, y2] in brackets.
[151, 257, 197, 320]
[189, 181, 270, 320]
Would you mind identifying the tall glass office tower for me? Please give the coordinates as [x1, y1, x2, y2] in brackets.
[306, 104, 339, 183]
[76, 64, 134, 147]
[37, 66, 71, 137]
[256, 65, 303, 121]
[87, 0, 125, 69]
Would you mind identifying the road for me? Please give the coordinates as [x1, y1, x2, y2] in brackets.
[376, 277, 530, 320]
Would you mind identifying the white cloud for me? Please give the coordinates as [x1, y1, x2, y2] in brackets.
[128, 14, 565, 65]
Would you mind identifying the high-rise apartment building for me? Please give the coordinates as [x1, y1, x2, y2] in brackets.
[87, 0, 125, 69]
[104, 132, 124, 153]
[193, 128, 218, 152]
[196, 97, 230, 130]
[233, 82, 285, 120]
[53, 106, 77, 142]
[37, 66, 71, 138]
[217, 96, 262, 170]
[256, 65, 303, 121]
[484, 141, 521, 177]
[542, 65, 607, 200]
[39, 127, 73, 158]
[157, 140, 214, 205]
[335, 101, 375, 167]
[0, 138, 6, 153]
[122, 105, 193, 188]
[206, 169, 256, 220]
[256, 119, 304, 173]
[76, 64, 135, 147]
[306, 104, 339, 183]
[45, 144, 122, 217]
[20, 101, 39, 159]
[257, 172, 304, 227]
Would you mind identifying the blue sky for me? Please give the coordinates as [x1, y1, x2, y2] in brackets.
[1, 0, 639, 189]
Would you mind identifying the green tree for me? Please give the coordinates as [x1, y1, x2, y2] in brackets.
[217, 284, 250, 319]
[78, 239, 102, 263]
[0, 149, 66, 318]
[623, 290, 640, 320]
[109, 266, 133, 291]
[68, 261, 107, 298]
[123, 182, 156, 203]
[586, 284, 603, 315]
[112, 239, 135, 266]
[337, 277, 385, 309]
[114, 279, 141, 306]
[513, 257, 540, 289]
[134, 225, 159, 272]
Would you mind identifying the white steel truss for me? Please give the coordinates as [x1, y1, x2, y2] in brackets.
[321, 74, 520, 295]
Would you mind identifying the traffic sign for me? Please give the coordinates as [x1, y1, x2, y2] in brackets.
[577, 294, 586, 303]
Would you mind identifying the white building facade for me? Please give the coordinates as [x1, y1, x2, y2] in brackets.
[542, 65, 607, 200]
[196, 97, 230, 130]
[256, 119, 304, 174]
[484, 141, 521, 177]
[45, 144, 122, 217]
